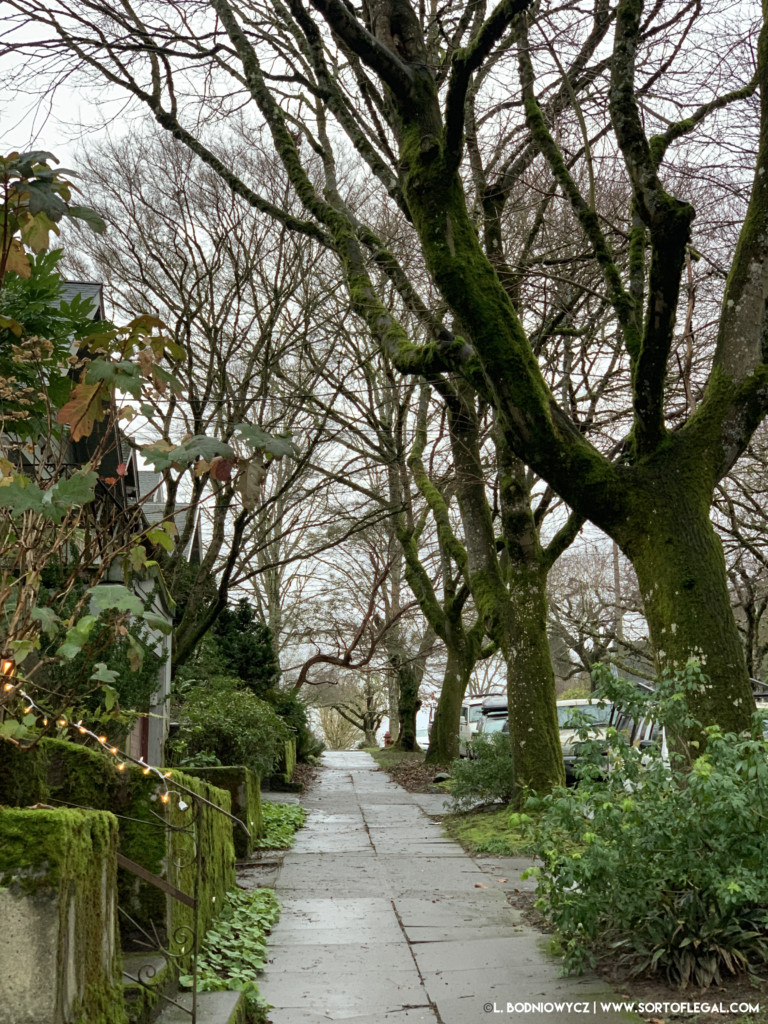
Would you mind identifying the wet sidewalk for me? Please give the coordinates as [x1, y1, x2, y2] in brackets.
[256, 751, 636, 1024]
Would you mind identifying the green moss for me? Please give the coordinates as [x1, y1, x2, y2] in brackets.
[284, 738, 296, 782]
[183, 766, 263, 858]
[0, 738, 235, 956]
[443, 808, 537, 857]
[0, 807, 126, 1024]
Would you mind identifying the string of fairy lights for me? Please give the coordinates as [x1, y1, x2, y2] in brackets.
[3, 674, 188, 810]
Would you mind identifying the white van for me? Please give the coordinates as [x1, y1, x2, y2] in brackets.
[557, 697, 613, 778]
[459, 694, 504, 755]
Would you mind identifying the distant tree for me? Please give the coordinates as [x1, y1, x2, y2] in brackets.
[318, 707, 363, 751]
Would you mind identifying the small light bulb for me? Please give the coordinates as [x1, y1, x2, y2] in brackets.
[178, 799, 189, 812]
[58, 718, 66, 727]
[161, 793, 169, 803]
[3, 682, 13, 691]
[79, 727, 87, 734]
[98, 735, 107, 744]
[164, 771, 172, 778]
[42, 718, 48, 726]
[117, 763, 126, 771]
[24, 705, 32, 713]
[143, 767, 151, 775]
[110, 747, 118, 755]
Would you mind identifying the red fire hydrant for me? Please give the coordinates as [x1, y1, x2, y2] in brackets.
[383, 731, 393, 747]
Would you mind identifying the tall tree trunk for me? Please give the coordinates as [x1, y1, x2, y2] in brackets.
[395, 660, 422, 751]
[425, 640, 472, 764]
[622, 485, 754, 731]
[391, 626, 435, 751]
[386, 673, 400, 743]
[498, 442, 567, 796]
[505, 559, 565, 793]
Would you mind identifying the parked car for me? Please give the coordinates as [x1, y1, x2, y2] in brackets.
[557, 698, 614, 780]
[459, 693, 504, 755]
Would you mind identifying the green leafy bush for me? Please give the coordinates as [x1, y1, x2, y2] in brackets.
[262, 688, 325, 761]
[254, 802, 307, 849]
[180, 887, 279, 1013]
[449, 732, 515, 810]
[170, 678, 290, 776]
[525, 663, 768, 989]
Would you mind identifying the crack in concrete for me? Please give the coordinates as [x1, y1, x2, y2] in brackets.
[389, 896, 444, 1024]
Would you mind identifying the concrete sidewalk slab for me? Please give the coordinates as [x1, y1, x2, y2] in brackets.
[252, 751, 640, 1024]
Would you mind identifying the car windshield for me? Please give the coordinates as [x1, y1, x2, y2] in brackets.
[482, 717, 508, 733]
[469, 705, 484, 723]
[557, 703, 612, 728]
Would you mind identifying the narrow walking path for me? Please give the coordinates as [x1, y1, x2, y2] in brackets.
[257, 752, 636, 1024]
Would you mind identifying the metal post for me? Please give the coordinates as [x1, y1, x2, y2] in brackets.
[192, 801, 202, 1024]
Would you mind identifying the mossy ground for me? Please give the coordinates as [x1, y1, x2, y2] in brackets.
[443, 807, 538, 857]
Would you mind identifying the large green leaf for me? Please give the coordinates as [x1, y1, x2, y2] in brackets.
[90, 663, 119, 683]
[142, 610, 172, 635]
[0, 478, 47, 517]
[48, 470, 98, 509]
[152, 364, 184, 395]
[46, 372, 72, 408]
[56, 614, 97, 660]
[67, 205, 107, 234]
[234, 423, 298, 459]
[141, 435, 236, 471]
[86, 359, 143, 399]
[88, 584, 144, 616]
[31, 606, 60, 636]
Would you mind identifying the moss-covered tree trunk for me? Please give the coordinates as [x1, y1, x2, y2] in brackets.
[620, 479, 754, 731]
[425, 623, 475, 764]
[505, 561, 565, 791]
[498, 440, 568, 794]
[394, 660, 422, 751]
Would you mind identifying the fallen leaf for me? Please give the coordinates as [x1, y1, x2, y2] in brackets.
[474, 882, 488, 889]
[103, 477, 117, 485]
[496, 878, 508, 883]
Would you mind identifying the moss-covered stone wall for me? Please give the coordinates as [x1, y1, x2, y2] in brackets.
[183, 766, 263, 858]
[0, 738, 235, 950]
[0, 806, 126, 1024]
